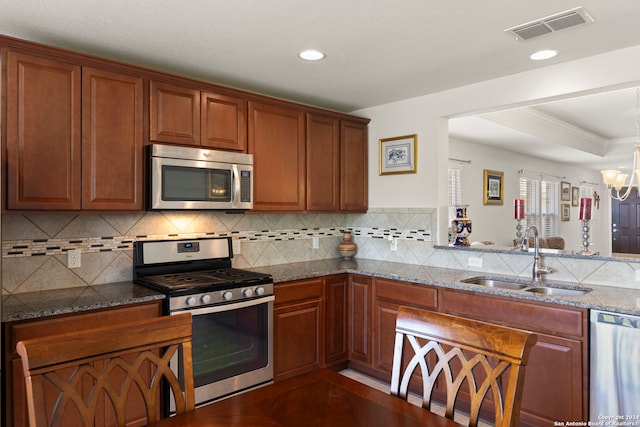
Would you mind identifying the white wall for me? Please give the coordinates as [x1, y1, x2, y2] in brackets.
[450, 137, 602, 252]
[353, 43, 640, 251]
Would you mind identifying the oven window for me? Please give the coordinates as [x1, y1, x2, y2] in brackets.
[162, 165, 231, 202]
[190, 303, 269, 387]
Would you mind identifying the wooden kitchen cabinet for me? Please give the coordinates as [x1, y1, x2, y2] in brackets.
[273, 278, 324, 381]
[2, 300, 163, 427]
[5, 49, 82, 210]
[348, 275, 372, 369]
[149, 81, 247, 151]
[82, 67, 143, 210]
[340, 120, 368, 212]
[372, 278, 438, 377]
[248, 101, 306, 211]
[439, 289, 588, 426]
[306, 113, 340, 211]
[324, 274, 349, 368]
[5, 49, 143, 211]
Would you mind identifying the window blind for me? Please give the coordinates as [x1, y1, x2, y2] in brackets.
[519, 176, 559, 238]
[448, 165, 462, 206]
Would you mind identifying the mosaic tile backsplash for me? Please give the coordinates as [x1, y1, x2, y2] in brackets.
[3, 207, 640, 294]
[1, 208, 436, 294]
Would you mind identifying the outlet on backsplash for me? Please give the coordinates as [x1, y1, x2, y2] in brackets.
[67, 249, 81, 269]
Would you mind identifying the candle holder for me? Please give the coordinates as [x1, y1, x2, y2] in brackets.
[579, 219, 595, 255]
[514, 219, 523, 249]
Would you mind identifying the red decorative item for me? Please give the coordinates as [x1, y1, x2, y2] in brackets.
[514, 199, 525, 219]
[579, 198, 592, 220]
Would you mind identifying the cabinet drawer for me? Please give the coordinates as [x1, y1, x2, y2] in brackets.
[274, 278, 323, 305]
[7, 301, 162, 354]
[440, 289, 585, 337]
[375, 278, 437, 309]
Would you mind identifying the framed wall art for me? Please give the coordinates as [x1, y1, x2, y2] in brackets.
[561, 181, 571, 201]
[572, 187, 579, 206]
[379, 134, 417, 175]
[561, 203, 570, 221]
[483, 170, 504, 205]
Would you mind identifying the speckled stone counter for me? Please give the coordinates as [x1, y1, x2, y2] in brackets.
[1, 282, 165, 322]
[252, 258, 640, 316]
[4, 258, 640, 322]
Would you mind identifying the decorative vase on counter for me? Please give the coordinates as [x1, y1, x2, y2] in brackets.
[338, 230, 358, 259]
[450, 205, 472, 247]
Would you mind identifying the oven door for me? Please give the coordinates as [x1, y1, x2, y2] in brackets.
[171, 295, 274, 408]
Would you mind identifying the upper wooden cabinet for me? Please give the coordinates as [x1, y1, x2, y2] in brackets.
[6, 50, 82, 210]
[306, 115, 368, 212]
[149, 81, 247, 151]
[306, 114, 340, 211]
[5, 49, 143, 211]
[149, 81, 200, 145]
[340, 120, 368, 212]
[82, 67, 143, 210]
[249, 101, 306, 211]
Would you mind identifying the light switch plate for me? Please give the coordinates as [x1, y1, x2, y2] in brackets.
[312, 236, 319, 249]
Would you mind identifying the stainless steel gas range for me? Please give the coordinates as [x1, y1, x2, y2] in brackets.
[133, 237, 274, 407]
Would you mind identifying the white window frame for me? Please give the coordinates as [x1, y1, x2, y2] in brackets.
[519, 176, 559, 238]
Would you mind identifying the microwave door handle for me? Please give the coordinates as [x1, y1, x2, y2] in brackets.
[232, 164, 240, 208]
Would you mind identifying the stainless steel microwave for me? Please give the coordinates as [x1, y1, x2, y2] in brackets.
[148, 144, 253, 210]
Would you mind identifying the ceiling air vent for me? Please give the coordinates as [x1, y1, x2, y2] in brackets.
[505, 6, 595, 41]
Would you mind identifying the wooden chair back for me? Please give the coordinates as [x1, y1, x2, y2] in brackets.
[16, 313, 195, 427]
[390, 306, 537, 427]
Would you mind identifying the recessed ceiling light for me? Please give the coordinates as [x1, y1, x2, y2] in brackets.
[530, 49, 558, 60]
[299, 49, 325, 61]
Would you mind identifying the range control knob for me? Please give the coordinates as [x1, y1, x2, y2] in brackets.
[255, 287, 265, 296]
[222, 291, 233, 301]
[243, 288, 254, 297]
[201, 294, 211, 304]
[186, 296, 197, 306]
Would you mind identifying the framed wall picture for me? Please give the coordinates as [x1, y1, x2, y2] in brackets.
[572, 187, 580, 206]
[561, 181, 571, 201]
[561, 203, 570, 221]
[483, 170, 504, 205]
[379, 134, 417, 175]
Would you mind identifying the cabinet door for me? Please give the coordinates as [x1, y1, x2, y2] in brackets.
[324, 275, 348, 366]
[307, 114, 340, 211]
[201, 92, 247, 151]
[273, 279, 324, 381]
[149, 81, 200, 145]
[6, 50, 81, 210]
[348, 275, 372, 365]
[82, 67, 143, 210]
[248, 101, 306, 211]
[519, 334, 585, 426]
[340, 120, 368, 212]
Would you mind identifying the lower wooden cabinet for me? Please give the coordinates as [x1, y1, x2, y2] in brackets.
[324, 274, 349, 367]
[2, 301, 163, 427]
[273, 278, 324, 381]
[348, 275, 372, 367]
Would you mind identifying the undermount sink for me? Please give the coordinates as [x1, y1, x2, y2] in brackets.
[461, 276, 592, 296]
[461, 277, 528, 290]
[524, 286, 591, 296]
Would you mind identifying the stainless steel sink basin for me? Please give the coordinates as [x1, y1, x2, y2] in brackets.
[461, 277, 528, 290]
[524, 286, 591, 296]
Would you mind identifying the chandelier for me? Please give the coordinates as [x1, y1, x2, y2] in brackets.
[600, 88, 640, 201]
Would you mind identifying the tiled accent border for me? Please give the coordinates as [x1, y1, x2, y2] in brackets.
[2, 227, 433, 259]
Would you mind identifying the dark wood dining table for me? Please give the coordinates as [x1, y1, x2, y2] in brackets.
[148, 368, 462, 427]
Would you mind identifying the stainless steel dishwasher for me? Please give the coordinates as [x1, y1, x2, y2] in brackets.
[590, 310, 640, 418]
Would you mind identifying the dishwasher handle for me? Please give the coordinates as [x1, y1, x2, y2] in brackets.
[594, 311, 640, 329]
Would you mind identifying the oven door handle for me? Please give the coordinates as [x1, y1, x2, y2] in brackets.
[176, 295, 275, 316]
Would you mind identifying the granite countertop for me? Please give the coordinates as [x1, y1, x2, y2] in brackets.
[253, 258, 640, 316]
[1, 282, 165, 322]
[4, 258, 640, 322]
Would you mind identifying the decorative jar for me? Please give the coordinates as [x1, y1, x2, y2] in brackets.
[338, 230, 358, 259]
[450, 205, 472, 247]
